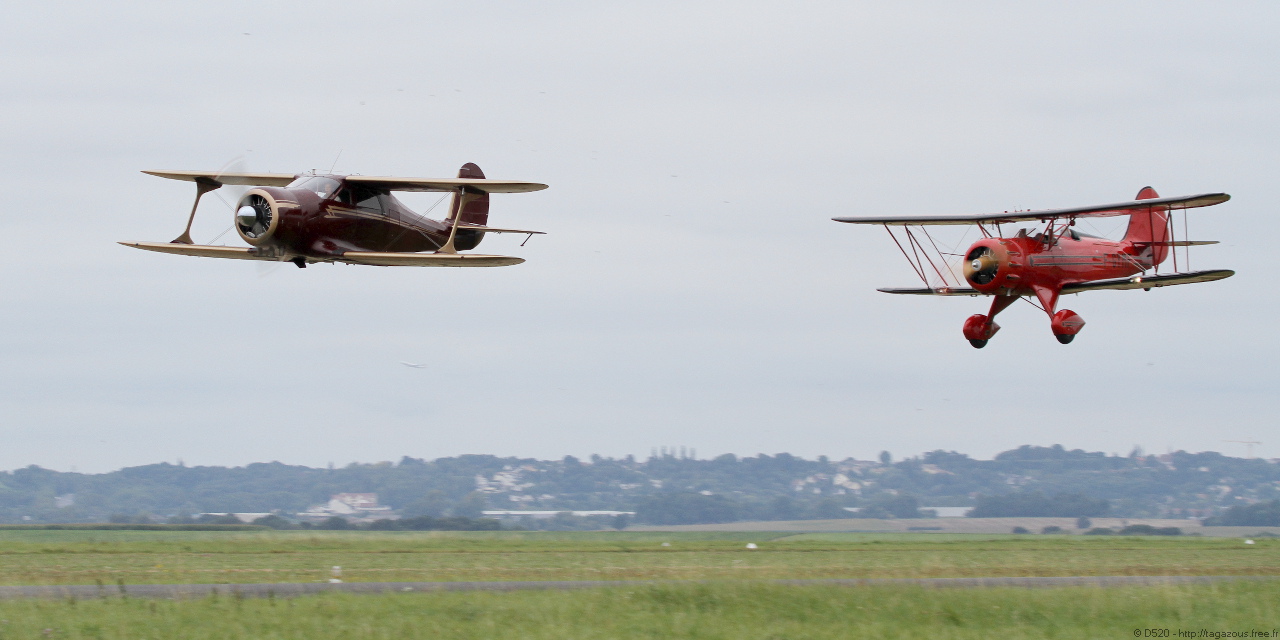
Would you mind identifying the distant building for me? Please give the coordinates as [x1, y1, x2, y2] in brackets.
[198, 512, 273, 524]
[844, 506, 973, 517]
[298, 493, 396, 522]
[921, 507, 973, 518]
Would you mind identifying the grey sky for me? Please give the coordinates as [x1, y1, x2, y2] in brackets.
[1, 2, 1275, 472]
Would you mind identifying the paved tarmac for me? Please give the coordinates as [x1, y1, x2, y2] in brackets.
[0, 575, 1268, 600]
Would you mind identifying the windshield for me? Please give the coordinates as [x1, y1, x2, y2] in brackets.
[288, 176, 341, 200]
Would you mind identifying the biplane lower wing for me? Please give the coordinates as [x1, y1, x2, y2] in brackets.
[119, 242, 275, 260]
[121, 242, 523, 267]
[832, 192, 1229, 226]
[1061, 269, 1234, 294]
[878, 269, 1233, 296]
[877, 287, 982, 296]
[339, 251, 524, 267]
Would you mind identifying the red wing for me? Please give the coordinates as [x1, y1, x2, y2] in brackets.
[1061, 269, 1234, 294]
[834, 193, 1229, 226]
[877, 287, 982, 296]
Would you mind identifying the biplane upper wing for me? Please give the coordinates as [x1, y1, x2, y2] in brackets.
[1061, 269, 1234, 294]
[345, 176, 548, 193]
[832, 193, 1230, 226]
[143, 170, 297, 186]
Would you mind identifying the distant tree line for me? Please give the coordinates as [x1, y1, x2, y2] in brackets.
[0, 445, 1274, 525]
[1204, 500, 1280, 527]
[968, 492, 1110, 518]
[240, 514, 502, 531]
[634, 492, 926, 525]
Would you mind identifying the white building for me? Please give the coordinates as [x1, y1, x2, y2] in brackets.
[298, 493, 396, 522]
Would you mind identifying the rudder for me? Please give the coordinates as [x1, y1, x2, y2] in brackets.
[453, 162, 490, 226]
[1123, 186, 1170, 265]
[448, 162, 490, 251]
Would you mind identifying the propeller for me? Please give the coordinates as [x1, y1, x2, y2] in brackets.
[209, 156, 250, 216]
[963, 246, 1000, 285]
[189, 156, 253, 245]
[236, 193, 273, 239]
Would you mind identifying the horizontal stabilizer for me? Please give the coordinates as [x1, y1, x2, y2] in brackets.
[143, 171, 296, 187]
[340, 251, 524, 267]
[1061, 269, 1234, 294]
[834, 192, 1230, 227]
[119, 241, 275, 260]
[878, 286, 982, 296]
[346, 176, 548, 194]
[1130, 240, 1219, 247]
[454, 224, 545, 235]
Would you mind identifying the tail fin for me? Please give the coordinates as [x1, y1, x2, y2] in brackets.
[445, 162, 490, 251]
[451, 162, 490, 226]
[1123, 186, 1170, 265]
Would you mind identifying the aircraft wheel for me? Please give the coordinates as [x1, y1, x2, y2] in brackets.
[968, 339, 988, 349]
[1054, 333, 1075, 344]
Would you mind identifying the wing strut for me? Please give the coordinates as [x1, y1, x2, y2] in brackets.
[905, 227, 953, 288]
[172, 178, 220, 244]
[436, 187, 475, 255]
[885, 226, 929, 286]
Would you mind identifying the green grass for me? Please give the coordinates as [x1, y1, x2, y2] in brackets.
[0, 581, 1275, 639]
[0, 530, 1273, 586]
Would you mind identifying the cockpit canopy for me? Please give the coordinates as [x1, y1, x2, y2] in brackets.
[288, 176, 341, 200]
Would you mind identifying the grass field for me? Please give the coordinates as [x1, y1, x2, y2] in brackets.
[0, 581, 1274, 639]
[0, 530, 1273, 586]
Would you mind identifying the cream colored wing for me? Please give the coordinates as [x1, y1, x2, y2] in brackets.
[143, 170, 297, 187]
[340, 252, 524, 267]
[119, 242, 277, 260]
[345, 176, 548, 193]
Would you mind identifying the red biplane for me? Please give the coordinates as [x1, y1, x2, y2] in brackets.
[121, 163, 546, 268]
[834, 187, 1234, 347]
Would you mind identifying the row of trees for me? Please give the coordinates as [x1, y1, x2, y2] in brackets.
[1204, 500, 1280, 526]
[0, 445, 1273, 524]
[968, 492, 1110, 518]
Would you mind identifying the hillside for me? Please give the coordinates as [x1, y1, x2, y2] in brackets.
[0, 445, 1276, 524]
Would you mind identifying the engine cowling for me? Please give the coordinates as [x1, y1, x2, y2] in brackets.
[961, 239, 1024, 294]
[235, 189, 280, 245]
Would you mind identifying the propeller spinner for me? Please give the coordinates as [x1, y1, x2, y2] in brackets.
[236, 193, 273, 240]
[963, 246, 999, 285]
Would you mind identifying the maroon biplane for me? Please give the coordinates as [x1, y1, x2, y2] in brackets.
[834, 188, 1234, 347]
[121, 163, 546, 268]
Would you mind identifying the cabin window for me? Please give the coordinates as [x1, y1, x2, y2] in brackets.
[334, 185, 386, 213]
[288, 176, 340, 200]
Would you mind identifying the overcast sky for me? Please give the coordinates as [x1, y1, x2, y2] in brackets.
[0, 1, 1276, 472]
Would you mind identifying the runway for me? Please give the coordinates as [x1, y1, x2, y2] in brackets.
[0, 576, 1268, 600]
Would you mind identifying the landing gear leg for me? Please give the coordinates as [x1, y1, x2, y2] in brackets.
[961, 294, 1017, 348]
